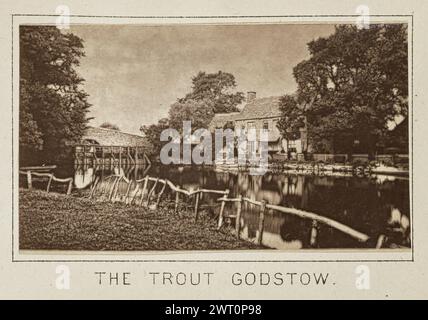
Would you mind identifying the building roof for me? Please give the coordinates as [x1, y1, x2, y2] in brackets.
[208, 112, 241, 130]
[234, 96, 282, 121]
[82, 127, 149, 147]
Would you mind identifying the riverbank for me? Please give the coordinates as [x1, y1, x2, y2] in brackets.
[213, 160, 409, 177]
[19, 189, 261, 251]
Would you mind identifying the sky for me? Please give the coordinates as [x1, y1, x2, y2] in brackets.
[70, 24, 335, 135]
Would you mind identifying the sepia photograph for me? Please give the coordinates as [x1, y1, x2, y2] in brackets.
[17, 21, 411, 253]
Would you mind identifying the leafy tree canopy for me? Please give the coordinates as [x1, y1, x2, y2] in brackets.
[277, 95, 305, 142]
[141, 71, 243, 159]
[282, 24, 408, 154]
[100, 122, 120, 131]
[20, 26, 91, 165]
[168, 99, 215, 133]
[140, 118, 170, 158]
[181, 71, 244, 113]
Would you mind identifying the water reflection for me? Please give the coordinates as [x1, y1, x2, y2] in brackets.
[71, 164, 410, 249]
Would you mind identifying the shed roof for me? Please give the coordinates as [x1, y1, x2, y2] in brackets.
[82, 127, 149, 147]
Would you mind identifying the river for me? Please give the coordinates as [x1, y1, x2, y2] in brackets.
[71, 164, 411, 249]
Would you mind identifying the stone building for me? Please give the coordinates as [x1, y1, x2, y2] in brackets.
[209, 92, 308, 159]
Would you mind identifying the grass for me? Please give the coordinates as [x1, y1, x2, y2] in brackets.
[19, 189, 261, 251]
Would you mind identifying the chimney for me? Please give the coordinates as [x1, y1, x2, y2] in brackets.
[247, 91, 256, 103]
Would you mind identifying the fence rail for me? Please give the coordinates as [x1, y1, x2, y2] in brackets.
[89, 174, 378, 248]
[19, 169, 380, 248]
[19, 170, 73, 195]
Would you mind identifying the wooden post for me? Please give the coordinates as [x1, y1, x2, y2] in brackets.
[119, 147, 122, 168]
[89, 176, 100, 198]
[376, 234, 386, 249]
[194, 190, 200, 222]
[257, 200, 266, 245]
[110, 147, 114, 166]
[235, 194, 243, 238]
[66, 178, 73, 195]
[129, 185, 140, 205]
[138, 177, 149, 206]
[108, 176, 119, 200]
[146, 177, 159, 207]
[217, 189, 229, 229]
[73, 146, 77, 166]
[135, 146, 138, 165]
[93, 146, 97, 165]
[128, 147, 135, 165]
[112, 176, 121, 203]
[174, 191, 180, 214]
[26, 171, 32, 190]
[310, 220, 318, 247]
[46, 174, 53, 193]
[155, 182, 167, 209]
[124, 181, 132, 204]
[101, 147, 105, 167]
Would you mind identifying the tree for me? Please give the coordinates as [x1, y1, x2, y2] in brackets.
[141, 71, 243, 160]
[100, 122, 120, 131]
[277, 94, 306, 146]
[168, 99, 215, 133]
[286, 24, 408, 154]
[140, 118, 170, 157]
[20, 26, 91, 165]
[181, 71, 244, 113]
[222, 120, 235, 131]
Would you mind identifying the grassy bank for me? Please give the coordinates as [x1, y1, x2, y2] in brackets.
[19, 189, 261, 251]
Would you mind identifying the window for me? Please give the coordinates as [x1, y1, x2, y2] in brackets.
[248, 141, 256, 154]
[288, 140, 297, 153]
[247, 121, 255, 128]
[263, 121, 269, 131]
[288, 140, 296, 148]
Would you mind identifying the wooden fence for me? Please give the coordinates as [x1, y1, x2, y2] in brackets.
[19, 170, 73, 195]
[90, 174, 381, 248]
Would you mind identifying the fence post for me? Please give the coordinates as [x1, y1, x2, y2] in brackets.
[376, 234, 386, 249]
[138, 176, 149, 206]
[26, 171, 32, 190]
[155, 182, 166, 209]
[310, 220, 318, 247]
[112, 176, 122, 203]
[146, 177, 159, 208]
[66, 178, 73, 195]
[257, 200, 266, 245]
[89, 176, 100, 199]
[235, 194, 243, 238]
[194, 190, 200, 222]
[174, 192, 180, 214]
[46, 174, 53, 193]
[217, 189, 230, 229]
[124, 180, 132, 204]
[108, 176, 119, 201]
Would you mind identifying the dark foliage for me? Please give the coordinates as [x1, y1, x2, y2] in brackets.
[20, 26, 91, 165]
[99, 122, 120, 131]
[280, 24, 408, 154]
